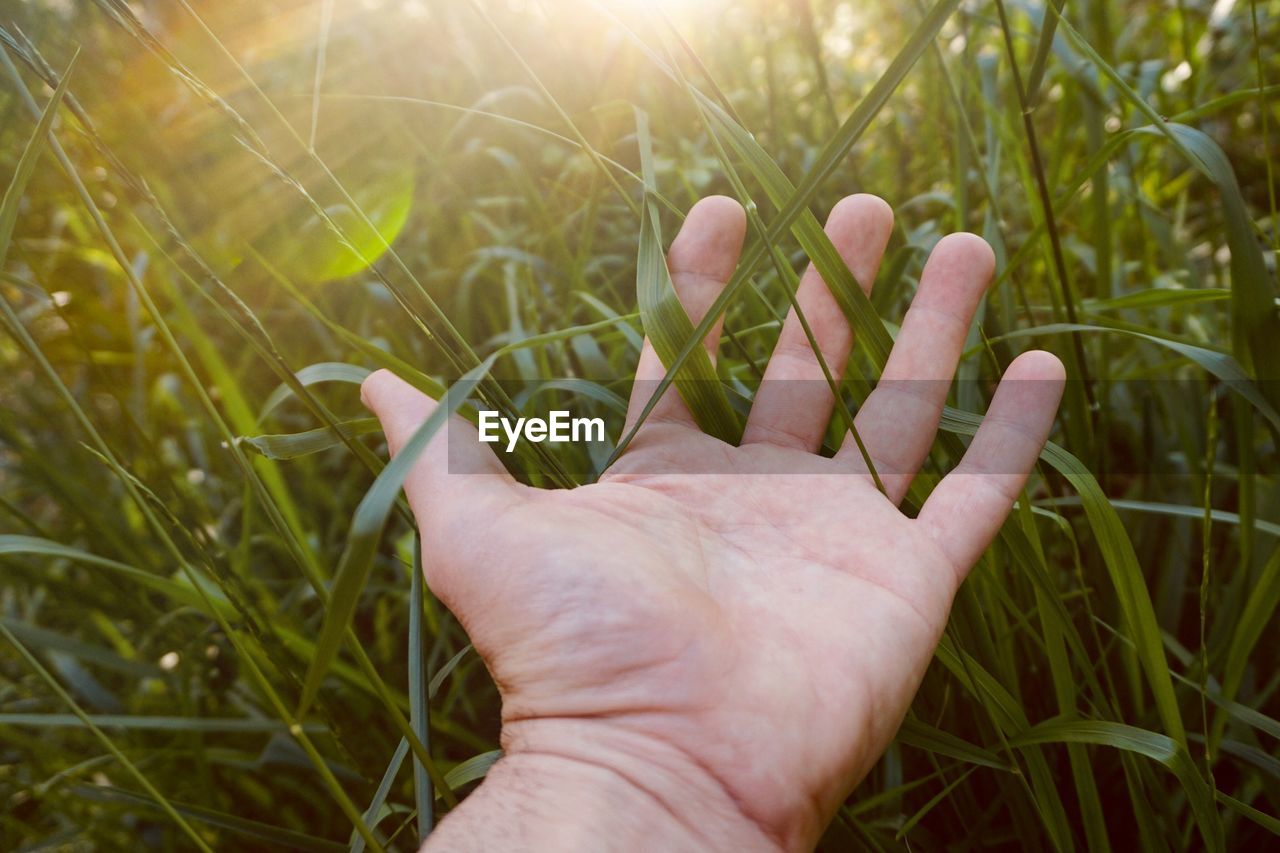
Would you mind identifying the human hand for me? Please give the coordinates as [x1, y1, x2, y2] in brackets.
[361, 194, 1065, 852]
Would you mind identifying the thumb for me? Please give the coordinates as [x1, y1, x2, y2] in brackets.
[360, 369, 521, 528]
[360, 369, 438, 458]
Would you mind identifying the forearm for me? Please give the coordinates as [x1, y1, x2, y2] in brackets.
[423, 722, 785, 852]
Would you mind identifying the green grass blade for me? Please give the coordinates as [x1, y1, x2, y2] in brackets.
[1053, 6, 1280, 392]
[1009, 720, 1224, 852]
[933, 639, 1078, 850]
[1217, 791, 1280, 836]
[632, 108, 739, 441]
[0, 535, 234, 617]
[1144, 123, 1280, 391]
[0, 619, 159, 678]
[72, 784, 344, 852]
[0, 714, 323, 733]
[438, 750, 503, 797]
[428, 645, 473, 699]
[1218, 546, 1280, 722]
[1017, 498, 1112, 853]
[895, 718, 1011, 770]
[0, 624, 213, 852]
[1038, 441, 1189, 747]
[0, 50, 76, 265]
[1037, 498, 1280, 540]
[297, 355, 497, 716]
[258, 362, 374, 421]
[979, 322, 1280, 430]
[239, 418, 383, 460]
[410, 536, 434, 842]
[1025, 0, 1067, 104]
[350, 738, 410, 853]
[895, 767, 978, 840]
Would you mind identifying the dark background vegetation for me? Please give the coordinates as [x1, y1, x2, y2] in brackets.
[1, 0, 1278, 849]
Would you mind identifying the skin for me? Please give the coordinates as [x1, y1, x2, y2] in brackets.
[362, 194, 1065, 851]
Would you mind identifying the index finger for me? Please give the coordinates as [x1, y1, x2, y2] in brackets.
[623, 195, 746, 435]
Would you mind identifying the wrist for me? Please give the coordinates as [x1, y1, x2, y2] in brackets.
[426, 717, 787, 852]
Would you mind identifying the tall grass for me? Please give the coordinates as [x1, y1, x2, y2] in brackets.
[1, 0, 1277, 848]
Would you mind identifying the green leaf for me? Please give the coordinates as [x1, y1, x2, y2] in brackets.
[1147, 123, 1280, 394]
[1, 624, 212, 852]
[0, 713, 321, 733]
[896, 767, 977, 840]
[258, 361, 373, 421]
[1024, 0, 1067, 104]
[932, 639, 1077, 849]
[895, 717, 1010, 770]
[981, 322, 1280, 430]
[0, 619, 159, 678]
[1009, 720, 1224, 852]
[932, 417, 1191, 751]
[1086, 287, 1231, 313]
[296, 356, 497, 716]
[513, 379, 628, 417]
[1038, 497, 1280, 540]
[428, 644, 473, 699]
[1053, 6, 1280, 394]
[409, 537, 433, 841]
[1217, 791, 1280, 836]
[932, 416, 1193, 753]
[239, 418, 383, 459]
[350, 738, 409, 853]
[437, 750, 502, 797]
[1219, 546, 1280, 719]
[0, 535, 234, 618]
[71, 784, 345, 852]
[0, 49, 77, 266]
[1038, 443, 1188, 748]
[633, 108, 739, 442]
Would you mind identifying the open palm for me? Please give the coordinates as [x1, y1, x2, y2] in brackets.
[362, 195, 1064, 851]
